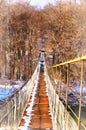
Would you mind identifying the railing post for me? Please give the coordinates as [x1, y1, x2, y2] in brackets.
[59, 67, 62, 96]
[51, 68, 54, 81]
[66, 64, 69, 109]
[78, 60, 84, 130]
[7, 102, 10, 130]
[18, 91, 21, 118]
[14, 94, 17, 124]
[11, 99, 14, 129]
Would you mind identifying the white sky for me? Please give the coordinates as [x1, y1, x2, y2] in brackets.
[29, 0, 80, 8]
[9, 0, 80, 8]
[30, 0, 56, 8]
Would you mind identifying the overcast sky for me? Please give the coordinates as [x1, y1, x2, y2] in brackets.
[29, 0, 80, 8]
[30, 0, 56, 8]
[10, 0, 80, 8]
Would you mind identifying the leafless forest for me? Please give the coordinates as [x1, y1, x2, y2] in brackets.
[0, 0, 86, 80]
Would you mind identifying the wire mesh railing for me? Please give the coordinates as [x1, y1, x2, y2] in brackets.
[47, 56, 86, 130]
[0, 65, 38, 130]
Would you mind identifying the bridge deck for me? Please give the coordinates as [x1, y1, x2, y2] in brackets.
[18, 63, 53, 130]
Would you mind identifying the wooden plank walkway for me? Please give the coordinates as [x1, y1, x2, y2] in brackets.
[18, 63, 53, 130]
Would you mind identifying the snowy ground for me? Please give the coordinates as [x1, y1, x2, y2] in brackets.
[0, 79, 25, 104]
[54, 79, 86, 106]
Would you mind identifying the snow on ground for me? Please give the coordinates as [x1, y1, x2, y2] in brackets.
[0, 79, 25, 104]
[54, 79, 86, 106]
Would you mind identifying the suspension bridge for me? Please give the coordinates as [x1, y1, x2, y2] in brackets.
[0, 50, 86, 130]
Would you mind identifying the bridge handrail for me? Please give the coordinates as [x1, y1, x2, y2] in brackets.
[0, 58, 38, 107]
[0, 64, 38, 130]
[48, 56, 86, 68]
[47, 55, 86, 130]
